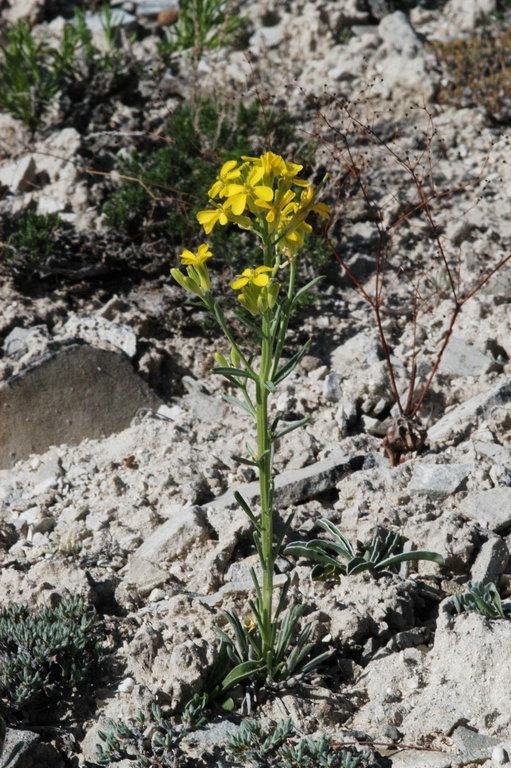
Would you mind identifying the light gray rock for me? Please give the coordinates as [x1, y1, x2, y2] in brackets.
[0, 727, 60, 768]
[444, 0, 497, 32]
[2, 325, 50, 359]
[330, 333, 381, 375]
[367, 0, 395, 19]
[0, 343, 161, 469]
[471, 537, 510, 584]
[493, 745, 511, 764]
[388, 749, 455, 768]
[0, 155, 37, 193]
[122, 555, 167, 597]
[134, 505, 210, 563]
[428, 377, 511, 444]
[323, 372, 342, 402]
[439, 336, 495, 377]
[61, 314, 137, 358]
[249, 25, 284, 50]
[206, 450, 363, 513]
[378, 11, 421, 57]
[461, 488, 511, 532]
[408, 463, 472, 498]
[451, 724, 501, 763]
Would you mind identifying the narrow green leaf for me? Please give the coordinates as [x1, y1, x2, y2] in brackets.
[273, 339, 311, 385]
[219, 660, 264, 692]
[212, 366, 256, 380]
[264, 380, 277, 392]
[316, 519, 356, 556]
[374, 550, 445, 572]
[292, 275, 325, 305]
[230, 453, 259, 467]
[234, 491, 259, 528]
[273, 416, 310, 440]
[223, 394, 255, 416]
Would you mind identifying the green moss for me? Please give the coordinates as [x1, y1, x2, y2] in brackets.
[6, 210, 63, 259]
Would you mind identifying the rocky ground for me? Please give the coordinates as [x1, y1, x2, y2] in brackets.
[1, 0, 511, 766]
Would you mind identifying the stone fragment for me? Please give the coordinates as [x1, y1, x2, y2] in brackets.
[493, 745, 510, 764]
[330, 333, 381, 374]
[444, 0, 497, 32]
[122, 556, 167, 597]
[0, 344, 161, 469]
[249, 25, 284, 50]
[206, 450, 363, 513]
[451, 724, 501, 763]
[408, 463, 472, 498]
[133, 505, 210, 563]
[428, 377, 511, 444]
[0, 728, 40, 768]
[61, 314, 137, 358]
[471, 537, 510, 584]
[368, 0, 395, 19]
[2, 325, 50, 360]
[388, 750, 453, 767]
[439, 336, 495, 377]
[322, 372, 342, 402]
[0, 155, 37, 193]
[378, 10, 421, 56]
[460, 488, 511, 532]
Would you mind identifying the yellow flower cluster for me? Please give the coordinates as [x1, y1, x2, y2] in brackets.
[171, 152, 330, 313]
[197, 151, 329, 256]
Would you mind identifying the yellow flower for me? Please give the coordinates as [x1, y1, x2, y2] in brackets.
[196, 201, 231, 234]
[224, 166, 273, 216]
[231, 265, 272, 290]
[299, 185, 330, 218]
[208, 160, 242, 199]
[243, 152, 308, 185]
[179, 243, 213, 266]
[254, 188, 296, 224]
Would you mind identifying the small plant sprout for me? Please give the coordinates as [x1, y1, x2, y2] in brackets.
[172, 151, 330, 697]
[452, 580, 510, 620]
[285, 520, 444, 580]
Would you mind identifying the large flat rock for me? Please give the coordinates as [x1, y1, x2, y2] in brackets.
[0, 343, 161, 468]
[460, 487, 511, 532]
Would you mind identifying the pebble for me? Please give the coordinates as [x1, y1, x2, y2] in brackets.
[148, 588, 166, 602]
[118, 677, 136, 693]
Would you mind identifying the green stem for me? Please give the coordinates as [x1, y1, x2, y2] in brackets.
[270, 258, 297, 381]
[257, 307, 274, 669]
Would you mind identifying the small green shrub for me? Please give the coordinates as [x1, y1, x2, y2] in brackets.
[285, 521, 444, 580]
[158, 0, 247, 59]
[227, 718, 377, 768]
[103, 98, 302, 256]
[0, 597, 106, 721]
[6, 210, 63, 259]
[0, 6, 127, 133]
[452, 580, 510, 620]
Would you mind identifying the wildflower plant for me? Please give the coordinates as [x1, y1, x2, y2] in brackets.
[285, 521, 444, 580]
[172, 151, 330, 695]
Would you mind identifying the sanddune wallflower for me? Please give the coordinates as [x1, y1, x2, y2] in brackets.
[208, 160, 242, 199]
[180, 243, 213, 266]
[171, 151, 332, 696]
[223, 166, 273, 216]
